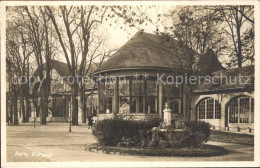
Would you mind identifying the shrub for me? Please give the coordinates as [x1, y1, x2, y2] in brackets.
[92, 118, 161, 146]
[151, 121, 210, 148]
[184, 121, 211, 147]
[92, 119, 124, 146]
[92, 118, 210, 148]
[184, 121, 210, 137]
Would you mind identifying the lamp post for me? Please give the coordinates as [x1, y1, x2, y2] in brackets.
[34, 97, 37, 128]
[34, 106, 36, 128]
[69, 89, 72, 132]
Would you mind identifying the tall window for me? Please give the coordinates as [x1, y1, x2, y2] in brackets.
[98, 78, 183, 114]
[119, 80, 130, 113]
[99, 81, 114, 114]
[131, 79, 144, 113]
[228, 96, 254, 124]
[198, 98, 221, 119]
[146, 80, 158, 113]
[215, 101, 221, 119]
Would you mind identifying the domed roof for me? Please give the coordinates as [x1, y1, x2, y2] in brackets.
[93, 32, 191, 74]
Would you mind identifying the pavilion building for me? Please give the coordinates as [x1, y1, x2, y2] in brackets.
[92, 31, 254, 133]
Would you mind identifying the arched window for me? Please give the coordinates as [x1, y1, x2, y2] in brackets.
[228, 96, 254, 123]
[198, 98, 221, 119]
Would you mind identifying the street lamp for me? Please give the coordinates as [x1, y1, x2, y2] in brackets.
[34, 97, 37, 128]
[69, 90, 73, 132]
[34, 106, 36, 128]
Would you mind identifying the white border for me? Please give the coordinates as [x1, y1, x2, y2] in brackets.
[1, 1, 260, 167]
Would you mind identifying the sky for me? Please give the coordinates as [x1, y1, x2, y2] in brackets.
[7, 5, 253, 70]
[51, 5, 175, 65]
[95, 6, 174, 50]
[6, 5, 176, 73]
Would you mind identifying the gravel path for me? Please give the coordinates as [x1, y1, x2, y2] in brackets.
[5, 123, 254, 162]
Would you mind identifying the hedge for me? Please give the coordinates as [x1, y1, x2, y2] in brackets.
[92, 118, 162, 146]
[92, 118, 211, 148]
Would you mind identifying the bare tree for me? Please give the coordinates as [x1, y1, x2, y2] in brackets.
[214, 5, 254, 68]
[21, 6, 56, 124]
[6, 7, 34, 124]
[45, 6, 109, 125]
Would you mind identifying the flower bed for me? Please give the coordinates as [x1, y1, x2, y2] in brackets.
[84, 143, 227, 157]
[150, 121, 210, 148]
[90, 119, 227, 157]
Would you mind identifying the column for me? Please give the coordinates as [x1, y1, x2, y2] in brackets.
[220, 94, 227, 131]
[97, 83, 100, 115]
[129, 78, 132, 113]
[112, 78, 119, 118]
[182, 88, 186, 119]
[78, 96, 81, 122]
[159, 82, 163, 119]
[143, 79, 146, 113]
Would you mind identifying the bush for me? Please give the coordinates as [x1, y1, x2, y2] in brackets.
[151, 121, 210, 148]
[92, 118, 161, 146]
[184, 121, 210, 147]
[92, 119, 210, 148]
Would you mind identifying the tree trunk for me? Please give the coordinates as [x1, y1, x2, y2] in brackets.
[25, 62, 30, 122]
[25, 96, 30, 122]
[72, 84, 79, 125]
[33, 97, 40, 117]
[13, 97, 19, 125]
[40, 96, 47, 125]
[40, 74, 50, 124]
[237, 25, 242, 68]
[21, 96, 26, 123]
[81, 98, 86, 123]
[87, 96, 91, 118]
[40, 85, 48, 125]
[10, 102, 14, 125]
[80, 86, 86, 123]
[6, 100, 9, 123]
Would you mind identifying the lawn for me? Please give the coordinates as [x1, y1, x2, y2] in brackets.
[209, 130, 254, 145]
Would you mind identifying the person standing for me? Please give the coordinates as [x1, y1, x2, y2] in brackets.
[88, 115, 93, 129]
[8, 113, 13, 125]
